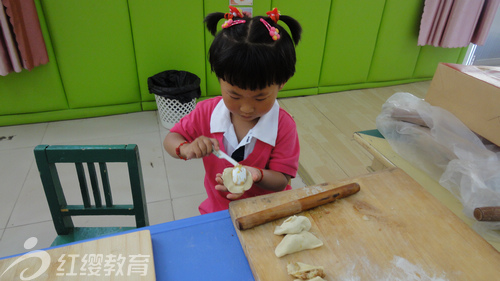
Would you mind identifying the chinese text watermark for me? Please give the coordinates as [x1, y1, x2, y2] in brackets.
[0, 237, 151, 280]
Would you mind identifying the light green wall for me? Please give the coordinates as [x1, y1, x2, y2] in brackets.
[0, 0, 466, 126]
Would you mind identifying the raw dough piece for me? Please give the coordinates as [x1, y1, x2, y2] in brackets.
[274, 215, 312, 235]
[294, 277, 325, 281]
[222, 166, 252, 193]
[287, 262, 325, 280]
[275, 231, 323, 257]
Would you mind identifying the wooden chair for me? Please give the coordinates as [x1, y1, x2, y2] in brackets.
[34, 144, 149, 246]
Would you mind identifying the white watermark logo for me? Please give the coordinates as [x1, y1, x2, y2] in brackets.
[55, 253, 150, 277]
[1, 237, 150, 280]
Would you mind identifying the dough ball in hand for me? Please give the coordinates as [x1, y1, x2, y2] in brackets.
[222, 165, 253, 194]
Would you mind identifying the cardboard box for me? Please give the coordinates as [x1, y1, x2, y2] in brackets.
[425, 63, 500, 147]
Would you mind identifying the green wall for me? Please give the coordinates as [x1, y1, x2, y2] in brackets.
[0, 0, 466, 126]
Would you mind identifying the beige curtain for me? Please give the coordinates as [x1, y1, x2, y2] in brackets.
[418, 0, 500, 48]
[0, 0, 48, 76]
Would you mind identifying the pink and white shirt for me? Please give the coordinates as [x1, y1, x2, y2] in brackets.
[170, 96, 300, 214]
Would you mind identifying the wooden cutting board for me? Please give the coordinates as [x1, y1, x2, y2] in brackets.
[0, 230, 155, 280]
[229, 168, 500, 280]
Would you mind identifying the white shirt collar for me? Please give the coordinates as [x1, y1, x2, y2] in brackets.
[210, 99, 279, 147]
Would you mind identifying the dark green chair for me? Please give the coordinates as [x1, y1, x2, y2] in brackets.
[34, 144, 149, 246]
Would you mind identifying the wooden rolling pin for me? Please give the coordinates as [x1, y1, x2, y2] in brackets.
[474, 207, 500, 221]
[235, 182, 360, 230]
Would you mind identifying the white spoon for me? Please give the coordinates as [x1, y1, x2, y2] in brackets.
[212, 148, 248, 185]
[212, 149, 239, 166]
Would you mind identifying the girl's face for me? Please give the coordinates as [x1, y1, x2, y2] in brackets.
[220, 79, 283, 124]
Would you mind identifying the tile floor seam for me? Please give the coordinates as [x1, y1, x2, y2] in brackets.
[171, 192, 207, 201]
[4, 219, 53, 230]
[147, 198, 173, 204]
[4, 156, 37, 230]
[0, 122, 48, 151]
[38, 122, 50, 145]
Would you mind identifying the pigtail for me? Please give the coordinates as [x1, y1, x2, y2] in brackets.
[279, 15, 302, 45]
[204, 12, 225, 36]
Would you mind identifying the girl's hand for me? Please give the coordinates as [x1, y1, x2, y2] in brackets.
[215, 173, 244, 200]
[246, 166, 263, 183]
[180, 136, 219, 160]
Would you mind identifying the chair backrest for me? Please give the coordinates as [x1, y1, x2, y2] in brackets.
[34, 144, 149, 235]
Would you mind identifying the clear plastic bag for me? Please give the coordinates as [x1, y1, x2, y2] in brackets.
[376, 92, 500, 239]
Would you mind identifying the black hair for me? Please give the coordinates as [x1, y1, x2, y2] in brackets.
[204, 12, 302, 91]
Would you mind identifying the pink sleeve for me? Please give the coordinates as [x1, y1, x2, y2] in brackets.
[170, 97, 219, 141]
[268, 109, 300, 178]
[170, 110, 200, 142]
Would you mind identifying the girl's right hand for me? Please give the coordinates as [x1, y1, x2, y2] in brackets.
[180, 136, 219, 160]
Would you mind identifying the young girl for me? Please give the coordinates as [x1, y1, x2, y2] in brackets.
[163, 6, 302, 214]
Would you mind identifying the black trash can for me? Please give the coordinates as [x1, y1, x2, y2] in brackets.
[148, 70, 201, 129]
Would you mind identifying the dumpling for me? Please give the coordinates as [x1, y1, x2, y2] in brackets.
[293, 277, 325, 281]
[274, 215, 312, 235]
[287, 262, 325, 280]
[222, 165, 252, 193]
[275, 231, 323, 258]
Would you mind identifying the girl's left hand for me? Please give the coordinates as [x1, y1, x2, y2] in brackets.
[215, 173, 244, 200]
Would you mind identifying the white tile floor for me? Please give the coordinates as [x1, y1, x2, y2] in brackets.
[0, 111, 306, 258]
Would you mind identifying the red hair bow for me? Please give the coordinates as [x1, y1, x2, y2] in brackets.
[225, 5, 244, 20]
[266, 7, 280, 23]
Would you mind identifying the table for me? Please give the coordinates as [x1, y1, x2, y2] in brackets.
[0, 210, 254, 281]
[147, 210, 253, 280]
[3, 158, 500, 280]
[354, 129, 500, 251]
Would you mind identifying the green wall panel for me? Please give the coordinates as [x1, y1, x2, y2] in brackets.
[0, 0, 475, 126]
[368, 0, 423, 82]
[0, 62, 67, 116]
[128, 0, 206, 104]
[203, 1, 224, 97]
[41, 0, 140, 109]
[319, 0, 385, 86]
[413, 46, 465, 78]
[0, 0, 67, 116]
[279, 88, 317, 98]
[273, 0, 330, 93]
[0, 104, 139, 126]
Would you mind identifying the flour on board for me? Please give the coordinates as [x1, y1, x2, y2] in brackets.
[388, 256, 448, 281]
[304, 185, 326, 196]
[339, 256, 449, 281]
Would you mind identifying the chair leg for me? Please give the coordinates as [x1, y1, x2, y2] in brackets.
[34, 145, 74, 235]
[126, 144, 149, 227]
